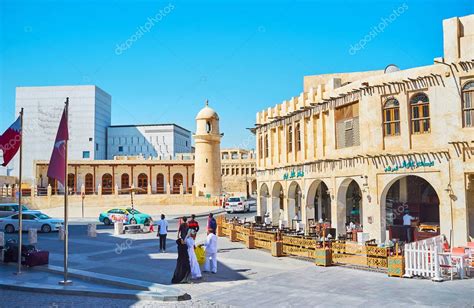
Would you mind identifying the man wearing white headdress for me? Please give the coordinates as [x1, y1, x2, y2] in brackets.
[185, 229, 202, 279]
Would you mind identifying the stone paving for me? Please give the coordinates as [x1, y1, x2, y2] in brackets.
[1, 214, 474, 307]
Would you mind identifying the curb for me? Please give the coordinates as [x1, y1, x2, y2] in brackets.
[1, 263, 190, 301]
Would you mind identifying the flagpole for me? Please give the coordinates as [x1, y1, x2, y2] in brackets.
[15, 108, 24, 275]
[59, 98, 72, 285]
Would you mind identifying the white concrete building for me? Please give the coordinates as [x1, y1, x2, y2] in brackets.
[15, 85, 111, 182]
[106, 124, 192, 159]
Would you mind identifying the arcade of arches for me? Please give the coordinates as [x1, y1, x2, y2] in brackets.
[257, 173, 462, 244]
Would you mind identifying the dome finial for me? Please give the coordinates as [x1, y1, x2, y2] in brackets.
[205, 99, 209, 106]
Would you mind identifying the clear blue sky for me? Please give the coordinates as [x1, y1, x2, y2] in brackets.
[0, 0, 472, 148]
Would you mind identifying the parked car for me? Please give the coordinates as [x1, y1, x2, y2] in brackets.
[0, 211, 63, 233]
[99, 208, 153, 226]
[0, 203, 29, 218]
[247, 197, 257, 212]
[225, 197, 251, 213]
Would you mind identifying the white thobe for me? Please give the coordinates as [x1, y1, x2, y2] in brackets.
[203, 233, 218, 273]
[186, 237, 202, 279]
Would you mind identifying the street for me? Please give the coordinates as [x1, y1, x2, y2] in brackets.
[1, 209, 473, 307]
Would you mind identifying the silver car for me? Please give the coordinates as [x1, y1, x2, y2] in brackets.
[0, 203, 29, 217]
[0, 211, 63, 233]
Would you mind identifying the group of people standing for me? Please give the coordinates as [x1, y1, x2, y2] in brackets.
[169, 213, 218, 284]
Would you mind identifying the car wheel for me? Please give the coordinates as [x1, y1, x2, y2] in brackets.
[103, 217, 111, 225]
[41, 224, 52, 233]
[144, 218, 150, 226]
[130, 218, 137, 225]
[5, 224, 15, 233]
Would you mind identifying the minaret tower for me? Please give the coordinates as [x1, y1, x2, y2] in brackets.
[193, 100, 222, 197]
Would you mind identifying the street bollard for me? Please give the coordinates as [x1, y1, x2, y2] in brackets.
[87, 224, 97, 238]
[114, 222, 124, 235]
[28, 228, 38, 245]
[58, 226, 65, 241]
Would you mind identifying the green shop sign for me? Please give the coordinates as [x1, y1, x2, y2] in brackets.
[283, 170, 304, 180]
[384, 160, 435, 173]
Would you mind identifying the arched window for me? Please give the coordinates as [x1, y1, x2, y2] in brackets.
[85, 173, 93, 194]
[462, 81, 474, 127]
[121, 174, 129, 189]
[258, 135, 263, 158]
[288, 125, 293, 153]
[102, 173, 113, 195]
[410, 93, 430, 134]
[156, 173, 165, 193]
[295, 123, 301, 151]
[264, 134, 269, 158]
[383, 98, 400, 136]
[67, 173, 75, 193]
[206, 121, 212, 133]
[172, 173, 183, 194]
[137, 173, 148, 192]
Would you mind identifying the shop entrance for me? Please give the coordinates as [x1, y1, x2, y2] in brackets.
[384, 175, 440, 242]
[272, 182, 284, 224]
[288, 182, 302, 228]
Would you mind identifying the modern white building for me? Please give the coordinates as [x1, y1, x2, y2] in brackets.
[107, 124, 192, 159]
[15, 85, 111, 182]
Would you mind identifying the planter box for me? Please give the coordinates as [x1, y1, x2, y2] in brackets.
[271, 241, 283, 257]
[314, 248, 332, 267]
[388, 256, 405, 277]
[246, 235, 255, 249]
[230, 229, 238, 242]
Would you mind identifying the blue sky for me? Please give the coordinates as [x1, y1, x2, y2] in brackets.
[0, 0, 472, 148]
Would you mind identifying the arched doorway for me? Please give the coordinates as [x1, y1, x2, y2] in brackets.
[85, 173, 94, 195]
[383, 175, 440, 242]
[288, 182, 302, 227]
[102, 173, 113, 195]
[336, 179, 362, 237]
[121, 173, 130, 189]
[271, 182, 284, 225]
[172, 173, 183, 194]
[251, 180, 257, 196]
[137, 173, 148, 193]
[67, 173, 75, 194]
[259, 183, 269, 216]
[306, 180, 331, 226]
[156, 173, 165, 194]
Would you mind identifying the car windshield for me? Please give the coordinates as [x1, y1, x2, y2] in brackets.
[127, 208, 140, 214]
[228, 197, 241, 202]
[37, 214, 51, 220]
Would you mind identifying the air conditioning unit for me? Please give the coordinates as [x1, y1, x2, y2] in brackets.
[344, 119, 353, 130]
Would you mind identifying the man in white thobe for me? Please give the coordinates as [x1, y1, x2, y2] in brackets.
[203, 228, 218, 274]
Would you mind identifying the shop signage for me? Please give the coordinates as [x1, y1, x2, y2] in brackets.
[283, 170, 304, 180]
[384, 160, 435, 173]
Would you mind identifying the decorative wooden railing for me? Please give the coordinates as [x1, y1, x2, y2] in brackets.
[217, 218, 389, 269]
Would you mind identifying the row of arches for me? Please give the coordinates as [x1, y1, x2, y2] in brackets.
[259, 175, 440, 242]
[65, 172, 193, 195]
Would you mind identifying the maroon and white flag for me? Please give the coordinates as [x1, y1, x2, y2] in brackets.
[47, 107, 68, 186]
[0, 116, 22, 166]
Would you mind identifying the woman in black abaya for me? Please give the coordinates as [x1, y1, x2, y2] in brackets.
[171, 238, 191, 284]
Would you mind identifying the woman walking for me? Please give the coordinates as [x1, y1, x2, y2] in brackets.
[171, 238, 191, 284]
[185, 229, 202, 280]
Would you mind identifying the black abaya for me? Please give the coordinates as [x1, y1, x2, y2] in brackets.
[171, 239, 191, 284]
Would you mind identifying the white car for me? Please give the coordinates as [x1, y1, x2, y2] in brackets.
[0, 211, 64, 233]
[225, 197, 250, 213]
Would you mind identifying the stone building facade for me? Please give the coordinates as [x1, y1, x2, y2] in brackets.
[221, 148, 257, 197]
[254, 15, 474, 246]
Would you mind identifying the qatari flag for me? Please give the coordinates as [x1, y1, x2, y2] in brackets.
[47, 107, 69, 186]
[0, 116, 22, 167]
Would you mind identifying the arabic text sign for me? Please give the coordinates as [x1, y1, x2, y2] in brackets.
[283, 170, 304, 180]
[384, 160, 435, 173]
